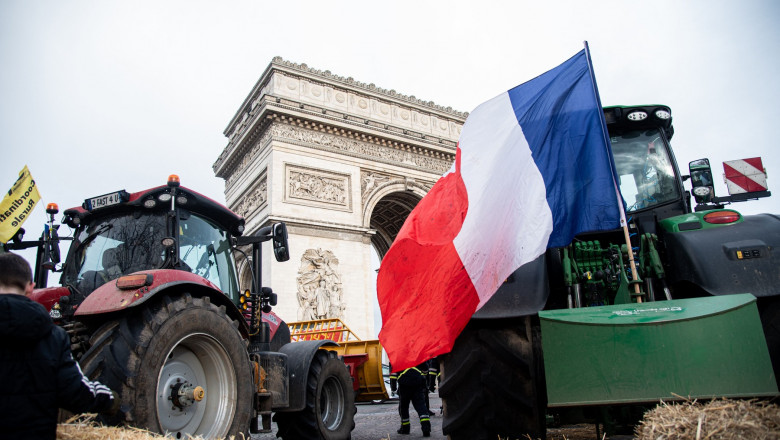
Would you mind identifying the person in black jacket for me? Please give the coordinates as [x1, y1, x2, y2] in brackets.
[389, 360, 431, 437]
[427, 357, 440, 415]
[0, 252, 118, 440]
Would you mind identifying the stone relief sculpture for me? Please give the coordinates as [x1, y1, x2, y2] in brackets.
[235, 177, 267, 216]
[289, 170, 346, 205]
[361, 171, 390, 201]
[296, 248, 345, 320]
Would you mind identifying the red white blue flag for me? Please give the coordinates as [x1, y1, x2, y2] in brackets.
[377, 46, 624, 370]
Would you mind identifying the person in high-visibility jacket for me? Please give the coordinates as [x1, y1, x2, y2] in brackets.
[427, 357, 440, 415]
[389, 361, 431, 437]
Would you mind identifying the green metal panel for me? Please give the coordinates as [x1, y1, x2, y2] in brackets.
[539, 294, 778, 407]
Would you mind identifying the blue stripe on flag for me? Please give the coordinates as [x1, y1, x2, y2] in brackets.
[507, 50, 622, 248]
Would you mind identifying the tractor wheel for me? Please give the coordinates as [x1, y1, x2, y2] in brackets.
[79, 292, 252, 438]
[439, 316, 546, 440]
[758, 296, 780, 386]
[274, 350, 356, 440]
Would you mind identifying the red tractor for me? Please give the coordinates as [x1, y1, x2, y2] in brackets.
[4, 175, 355, 439]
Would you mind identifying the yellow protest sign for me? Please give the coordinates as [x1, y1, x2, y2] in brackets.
[0, 166, 42, 243]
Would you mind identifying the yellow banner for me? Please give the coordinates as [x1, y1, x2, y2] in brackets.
[0, 166, 42, 243]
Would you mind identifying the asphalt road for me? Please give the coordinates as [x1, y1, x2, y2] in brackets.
[251, 392, 445, 440]
[351, 393, 446, 440]
[250, 392, 632, 440]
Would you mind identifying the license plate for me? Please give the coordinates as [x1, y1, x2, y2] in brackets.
[85, 190, 127, 211]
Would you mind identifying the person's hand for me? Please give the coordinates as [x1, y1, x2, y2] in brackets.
[105, 391, 121, 416]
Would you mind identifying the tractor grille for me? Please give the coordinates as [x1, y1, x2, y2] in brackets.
[258, 352, 289, 408]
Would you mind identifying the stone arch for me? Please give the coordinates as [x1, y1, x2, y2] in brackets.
[236, 254, 253, 292]
[363, 182, 426, 258]
[213, 57, 465, 339]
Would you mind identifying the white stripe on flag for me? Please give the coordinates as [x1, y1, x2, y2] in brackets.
[453, 91, 553, 308]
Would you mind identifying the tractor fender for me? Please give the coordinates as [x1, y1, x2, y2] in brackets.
[473, 253, 550, 319]
[663, 213, 780, 298]
[74, 269, 250, 336]
[30, 286, 70, 314]
[278, 339, 339, 412]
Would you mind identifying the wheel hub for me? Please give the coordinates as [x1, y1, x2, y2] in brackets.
[169, 379, 205, 410]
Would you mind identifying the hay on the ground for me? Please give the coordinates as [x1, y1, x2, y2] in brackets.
[56, 414, 243, 440]
[635, 398, 780, 440]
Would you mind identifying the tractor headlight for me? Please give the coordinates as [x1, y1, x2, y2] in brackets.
[627, 111, 648, 121]
[655, 109, 671, 120]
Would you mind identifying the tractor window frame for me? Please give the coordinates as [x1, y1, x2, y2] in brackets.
[611, 129, 682, 213]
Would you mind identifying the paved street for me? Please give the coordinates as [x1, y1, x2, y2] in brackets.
[249, 392, 630, 440]
[251, 393, 445, 440]
[352, 393, 446, 440]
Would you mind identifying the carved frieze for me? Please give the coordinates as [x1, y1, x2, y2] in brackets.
[296, 248, 345, 320]
[270, 123, 452, 174]
[225, 129, 273, 189]
[235, 173, 267, 218]
[224, 121, 453, 193]
[361, 171, 392, 201]
[285, 164, 351, 211]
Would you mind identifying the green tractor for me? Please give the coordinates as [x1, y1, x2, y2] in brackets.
[439, 105, 779, 439]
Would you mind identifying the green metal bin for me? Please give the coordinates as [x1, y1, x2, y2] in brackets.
[539, 294, 778, 407]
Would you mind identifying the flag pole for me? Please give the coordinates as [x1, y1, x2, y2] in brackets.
[583, 41, 643, 303]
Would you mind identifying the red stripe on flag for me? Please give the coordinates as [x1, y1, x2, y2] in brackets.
[378, 239, 478, 371]
[378, 151, 480, 371]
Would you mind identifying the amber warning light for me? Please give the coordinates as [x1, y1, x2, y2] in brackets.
[116, 274, 154, 290]
[168, 174, 181, 187]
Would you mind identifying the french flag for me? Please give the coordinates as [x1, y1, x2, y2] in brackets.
[377, 47, 624, 371]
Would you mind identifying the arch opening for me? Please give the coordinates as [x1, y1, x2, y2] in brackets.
[368, 191, 421, 259]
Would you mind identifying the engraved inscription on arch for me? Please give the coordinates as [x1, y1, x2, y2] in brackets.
[285, 164, 352, 212]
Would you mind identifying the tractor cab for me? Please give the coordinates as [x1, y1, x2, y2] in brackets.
[56, 175, 246, 306]
[604, 105, 689, 223]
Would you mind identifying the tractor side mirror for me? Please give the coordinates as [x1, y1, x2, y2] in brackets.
[272, 223, 290, 262]
[689, 158, 716, 204]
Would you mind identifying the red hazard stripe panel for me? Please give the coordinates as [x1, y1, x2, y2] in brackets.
[723, 158, 767, 193]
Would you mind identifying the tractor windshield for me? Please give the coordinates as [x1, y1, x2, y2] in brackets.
[66, 212, 167, 293]
[611, 129, 681, 212]
[63, 210, 239, 298]
[178, 213, 239, 301]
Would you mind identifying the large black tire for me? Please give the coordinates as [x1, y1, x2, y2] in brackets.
[758, 296, 780, 387]
[440, 316, 547, 440]
[274, 350, 356, 440]
[80, 292, 253, 438]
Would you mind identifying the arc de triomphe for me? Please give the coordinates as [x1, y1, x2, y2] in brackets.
[213, 57, 466, 339]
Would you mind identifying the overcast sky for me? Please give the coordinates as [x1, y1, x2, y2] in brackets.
[2, 0, 779, 277]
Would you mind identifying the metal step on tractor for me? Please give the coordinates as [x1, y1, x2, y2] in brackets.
[438, 105, 780, 439]
[3, 175, 381, 439]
